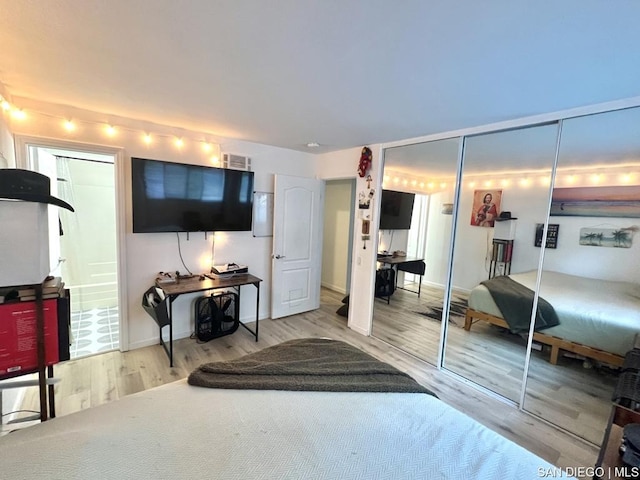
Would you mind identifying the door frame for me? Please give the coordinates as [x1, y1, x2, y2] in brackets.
[14, 135, 129, 351]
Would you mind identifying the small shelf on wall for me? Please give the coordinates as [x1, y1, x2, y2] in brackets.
[489, 239, 513, 279]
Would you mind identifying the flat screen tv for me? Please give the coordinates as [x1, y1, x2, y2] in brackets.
[131, 157, 254, 233]
[379, 189, 415, 230]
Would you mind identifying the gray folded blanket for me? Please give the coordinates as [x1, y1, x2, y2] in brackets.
[481, 275, 560, 333]
[188, 337, 436, 396]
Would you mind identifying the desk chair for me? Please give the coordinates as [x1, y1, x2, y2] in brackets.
[397, 260, 426, 297]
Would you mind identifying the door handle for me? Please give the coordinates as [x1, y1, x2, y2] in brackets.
[273, 254, 286, 259]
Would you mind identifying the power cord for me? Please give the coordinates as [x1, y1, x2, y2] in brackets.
[175, 232, 193, 276]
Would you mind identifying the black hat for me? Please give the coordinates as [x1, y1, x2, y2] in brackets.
[0, 169, 74, 211]
[495, 211, 517, 221]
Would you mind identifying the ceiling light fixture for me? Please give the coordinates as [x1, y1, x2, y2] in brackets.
[306, 142, 320, 148]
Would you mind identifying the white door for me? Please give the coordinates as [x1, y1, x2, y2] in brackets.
[271, 174, 324, 319]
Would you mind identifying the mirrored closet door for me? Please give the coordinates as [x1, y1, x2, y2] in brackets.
[372, 138, 460, 365]
[443, 123, 559, 402]
[523, 107, 640, 443]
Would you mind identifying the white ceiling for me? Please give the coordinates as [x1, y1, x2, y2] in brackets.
[1, 1, 640, 154]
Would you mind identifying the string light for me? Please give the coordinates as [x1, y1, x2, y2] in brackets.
[11, 109, 26, 120]
[4, 94, 640, 192]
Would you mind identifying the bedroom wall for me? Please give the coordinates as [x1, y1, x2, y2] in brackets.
[9, 97, 317, 350]
[539, 210, 640, 283]
[418, 173, 640, 292]
[0, 84, 15, 168]
[423, 190, 455, 286]
[315, 146, 381, 336]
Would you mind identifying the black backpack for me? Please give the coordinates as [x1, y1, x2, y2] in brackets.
[375, 268, 396, 298]
[194, 292, 239, 342]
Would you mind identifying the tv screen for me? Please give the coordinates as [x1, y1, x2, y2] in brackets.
[131, 157, 254, 233]
[379, 189, 415, 230]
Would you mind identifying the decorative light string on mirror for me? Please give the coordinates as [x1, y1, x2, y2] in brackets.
[384, 165, 640, 195]
[0, 94, 222, 165]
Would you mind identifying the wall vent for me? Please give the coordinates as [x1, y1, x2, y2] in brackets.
[222, 153, 251, 171]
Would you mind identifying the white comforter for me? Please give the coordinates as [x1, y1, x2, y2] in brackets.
[0, 379, 568, 479]
[469, 270, 640, 356]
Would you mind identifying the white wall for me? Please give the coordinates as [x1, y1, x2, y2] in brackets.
[424, 180, 640, 292]
[423, 190, 454, 286]
[0, 114, 15, 168]
[315, 146, 381, 335]
[10, 99, 316, 350]
[322, 179, 353, 294]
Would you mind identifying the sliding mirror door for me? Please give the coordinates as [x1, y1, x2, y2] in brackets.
[524, 107, 640, 443]
[444, 123, 559, 402]
[372, 138, 460, 365]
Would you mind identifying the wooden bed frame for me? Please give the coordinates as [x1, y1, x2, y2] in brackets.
[464, 307, 624, 367]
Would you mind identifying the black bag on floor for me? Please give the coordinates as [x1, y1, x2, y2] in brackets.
[194, 292, 239, 342]
[375, 268, 395, 298]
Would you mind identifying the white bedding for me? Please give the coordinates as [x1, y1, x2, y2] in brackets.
[0, 379, 568, 479]
[468, 270, 640, 356]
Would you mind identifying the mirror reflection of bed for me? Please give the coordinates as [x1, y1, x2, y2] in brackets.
[372, 106, 640, 447]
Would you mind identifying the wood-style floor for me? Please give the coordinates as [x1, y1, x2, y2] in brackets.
[372, 283, 618, 445]
[15, 288, 599, 477]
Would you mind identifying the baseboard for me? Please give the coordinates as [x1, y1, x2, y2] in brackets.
[128, 316, 265, 351]
[320, 282, 347, 295]
[348, 322, 370, 336]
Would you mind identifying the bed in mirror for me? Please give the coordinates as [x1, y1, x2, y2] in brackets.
[444, 122, 559, 402]
[522, 106, 640, 444]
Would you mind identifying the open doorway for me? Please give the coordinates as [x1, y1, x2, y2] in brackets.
[28, 145, 119, 358]
[321, 178, 355, 303]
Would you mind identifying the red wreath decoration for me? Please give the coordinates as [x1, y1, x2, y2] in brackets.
[358, 146, 372, 178]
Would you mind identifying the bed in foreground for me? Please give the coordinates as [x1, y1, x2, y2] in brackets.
[465, 270, 640, 366]
[0, 338, 569, 479]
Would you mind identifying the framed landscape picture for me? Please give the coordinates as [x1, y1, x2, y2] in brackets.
[550, 185, 640, 218]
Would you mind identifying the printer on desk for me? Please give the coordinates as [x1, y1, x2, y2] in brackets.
[211, 263, 248, 275]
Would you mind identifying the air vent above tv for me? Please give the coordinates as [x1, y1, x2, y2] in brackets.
[222, 153, 251, 171]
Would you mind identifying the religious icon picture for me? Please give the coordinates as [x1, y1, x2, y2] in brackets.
[470, 190, 503, 227]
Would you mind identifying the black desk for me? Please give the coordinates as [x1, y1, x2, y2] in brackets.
[156, 273, 262, 366]
[376, 255, 424, 303]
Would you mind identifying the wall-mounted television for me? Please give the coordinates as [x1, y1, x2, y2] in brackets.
[131, 157, 254, 233]
[379, 189, 415, 230]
